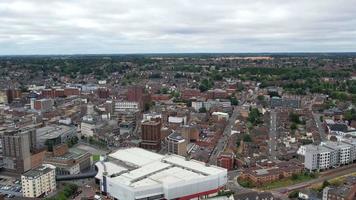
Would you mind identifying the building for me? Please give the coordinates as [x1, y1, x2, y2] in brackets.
[323, 176, 356, 200]
[126, 85, 151, 108]
[44, 146, 91, 175]
[80, 116, 97, 137]
[21, 164, 56, 198]
[212, 112, 229, 121]
[298, 140, 356, 171]
[1, 128, 37, 173]
[114, 101, 140, 113]
[141, 119, 162, 150]
[270, 97, 300, 109]
[167, 132, 187, 156]
[217, 152, 235, 170]
[119, 121, 134, 135]
[34, 99, 54, 112]
[0, 90, 8, 104]
[95, 147, 227, 200]
[240, 160, 303, 186]
[36, 125, 77, 150]
[127, 85, 144, 102]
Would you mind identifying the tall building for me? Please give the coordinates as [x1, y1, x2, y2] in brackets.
[127, 85, 144, 103]
[167, 132, 187, 156]
[1, 128, 37, 173]
[141, 119, 162, 150]
[21, 164, 56, 198]
[126, 85, 151, 109]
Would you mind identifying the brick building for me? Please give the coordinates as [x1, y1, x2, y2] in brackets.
[140, 119, 162, 150]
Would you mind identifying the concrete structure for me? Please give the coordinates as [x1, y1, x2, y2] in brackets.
[167, 132, 187, 156]
[114, 101, 140, 113]
[1, 128, 37, 173]
[80, 116, 97, 137]
[95, 147, 227, 200]
[21, 164, 56, 198]
[298, 140, 356, 171]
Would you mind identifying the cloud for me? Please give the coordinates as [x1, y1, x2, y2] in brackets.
[0, 0, 355, 54]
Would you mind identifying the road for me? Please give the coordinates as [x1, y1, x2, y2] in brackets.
[209, 105, 240, 165]
[313, 112, 327, 142]
[268, 110, 277, 161]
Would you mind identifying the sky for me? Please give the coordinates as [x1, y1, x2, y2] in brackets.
[0, 0, 356, 55]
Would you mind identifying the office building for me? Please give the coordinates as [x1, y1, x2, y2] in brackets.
[21, 164, 56, 198]
[141, 119, 162, 150]
[95, 147, 227, 200]
[167, 132, 187, 156]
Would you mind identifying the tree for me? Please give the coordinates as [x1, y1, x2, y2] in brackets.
[322, 180, 330, 189]
[199, 107, 207, 113]
[242, 134, 252, 142]
[290, 123, 297, 130]
[248, 108, 262, 125]
[288, 191, 299, 198]
[230, 96, 239, 105]
[257, 95, 265, 101]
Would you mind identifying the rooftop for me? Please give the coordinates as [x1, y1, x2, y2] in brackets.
[22, 164, 55, 179]
[96, 147, 226, 189]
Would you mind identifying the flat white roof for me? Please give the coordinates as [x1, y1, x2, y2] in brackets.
[109, 147, 164, 167]
[95, 162, 127, 179]
[162, 155, 223, 175]
[101, 148, 226, 189]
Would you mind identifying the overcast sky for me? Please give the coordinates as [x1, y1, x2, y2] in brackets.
[1, 0, 356, 55]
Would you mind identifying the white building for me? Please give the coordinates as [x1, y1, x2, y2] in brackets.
[21, 164, 56, 198]
[192, 100, 231, 112]
[114, 101, 140, 112]
[95, 147, 227, 200]
[212, 112, 229, 121]
[298, 139, 356, 171]
[80, 116, 96, 137]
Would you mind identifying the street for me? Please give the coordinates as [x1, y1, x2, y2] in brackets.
[268, 110, 277, 161]
[209, 105, 240, 165]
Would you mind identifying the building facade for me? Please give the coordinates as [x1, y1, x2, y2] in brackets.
[21, 164, 56, 198]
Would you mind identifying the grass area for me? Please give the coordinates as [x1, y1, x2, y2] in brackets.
[92, 154, 100, 162]
[260, 173, 316, 190]
[238, 172, 317, 190]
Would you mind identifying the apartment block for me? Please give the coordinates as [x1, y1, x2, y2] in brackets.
[21, 164, 56, 198]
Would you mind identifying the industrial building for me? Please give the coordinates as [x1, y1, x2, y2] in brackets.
[95, 147, 227, 200]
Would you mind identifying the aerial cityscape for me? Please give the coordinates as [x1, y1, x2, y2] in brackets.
[0, 1, 356, 200]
